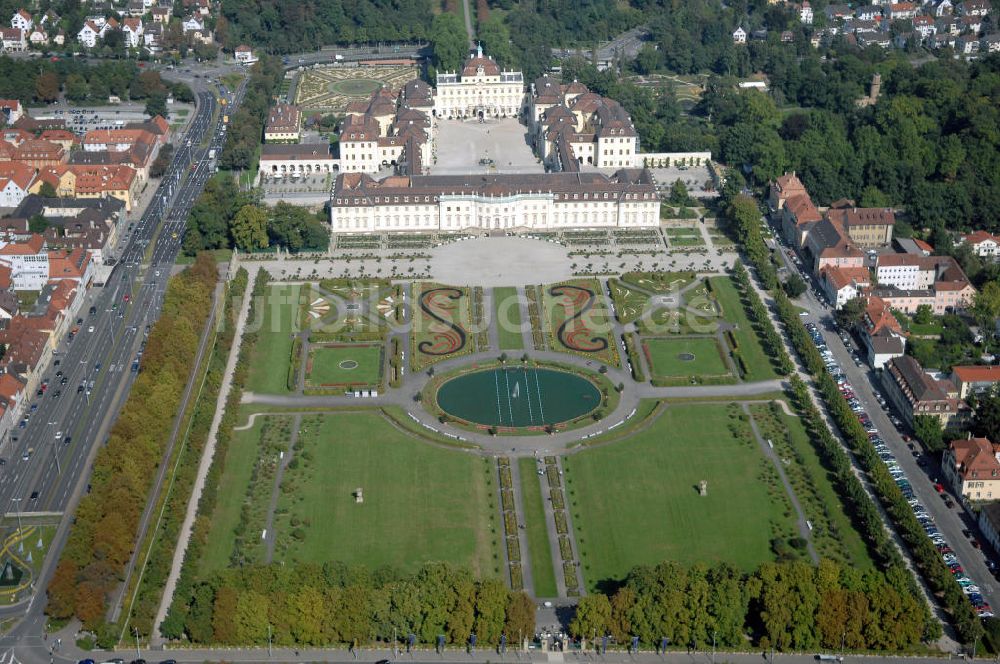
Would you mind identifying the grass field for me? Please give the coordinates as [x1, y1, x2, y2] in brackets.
[750, 403, 874, 569]
[271, 412, 502, 576]
[306, 344, 383, 387]
[643, 337, 729, 379]
[246, 284, 301, 394]
[199, 415, 270, 573]
[563, 403, 798, 591]
[665, 227, 705, 247]
[518, 457, 558, 597]
[493, 287, 525, 351]
[709, 277, 778, 382]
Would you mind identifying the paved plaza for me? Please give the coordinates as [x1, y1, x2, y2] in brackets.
[431, 118, 543, 174]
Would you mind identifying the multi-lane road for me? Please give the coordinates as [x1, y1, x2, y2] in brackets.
[0, 74, 244, 639]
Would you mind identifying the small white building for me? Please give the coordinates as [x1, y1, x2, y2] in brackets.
[181, 15, 204, 33]
[77, 20, 100, 48]
[121, 18, 142, 48]
[10, 9, 32, 32]
[800, 1, 815, 24]
[733, 26, 748, 43]
[0, 27, 26, 52]
[235, 44, 256, 64]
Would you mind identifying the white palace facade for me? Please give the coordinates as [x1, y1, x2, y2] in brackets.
[330, 170, 660, 233]
[434, 44, 524, 119]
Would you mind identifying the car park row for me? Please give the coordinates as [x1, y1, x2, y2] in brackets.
[805, 322, 995, 619]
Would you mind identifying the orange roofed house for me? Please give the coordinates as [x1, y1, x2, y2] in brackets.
[859, 295, 907, 367]
[951, 365, 1000, 399]
[943, 437, 1000, 500]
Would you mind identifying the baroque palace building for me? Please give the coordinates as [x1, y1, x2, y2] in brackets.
[433, 43, 525, 119]
[329, 170, 660, 233]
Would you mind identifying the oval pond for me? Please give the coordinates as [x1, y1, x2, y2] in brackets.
[436, 367, 601, 428]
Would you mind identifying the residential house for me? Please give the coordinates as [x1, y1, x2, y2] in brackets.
[859, 296, 907, 367]
[856, 5, 883, 20]
[801, 1, 815, 23]
[935, 0, 955, 14]
[0, 162, 36, 208]
[12, 195, 124, 264]
[143, 22, 162, 51]
[821, 265, 871, 307]
[769, 171, 809, 211]
[913, 15, 939, 38]
[53, 29, 64, 46]
[0, 372, 25, 441]
[0, 100, 22, 125]
[11, 139, 65, 168]
[983, 33, 1000, 50]
[27, 27, 47, 45]
[38, 129, 78, 152]
[782, 194, 823, 248]
[887, 2, 918, 18]
[10, 9, 32, 32]
[957, 0, 991, 15]
[826, 3, 853, 20]
[181, 14, 204, 32]
[235, 44, 256, 64]
[959, 230, 1000, 256]
[77, 20, 100, 48]
[951, 365, 1000, 399]
[733, 26, 747, 43]
[0, 234, 47, 290]
[882, 354, 970, 428]
[1, 27, 26, 51]
[121, 17, 142, 48]
[959, 15, 983, 32]
[150, 7, 170, 23]
[943, 437, 1000, 500]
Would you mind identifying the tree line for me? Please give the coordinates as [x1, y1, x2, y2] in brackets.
[163, 556, 933, 653]
[218, 55, 283, 173]
[46, 254, 219, 633]
[217, 0, 433, 53]
[0, 57, 191, 108]
[182, 176, 329, 255]
[730, 204, 985, 645]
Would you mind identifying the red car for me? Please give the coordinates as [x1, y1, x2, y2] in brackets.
[935, 483, 945, 493]
[123, 294, 130, 302]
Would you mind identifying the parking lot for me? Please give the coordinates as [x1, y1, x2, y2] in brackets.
[803, 319, 996, 620]
[37, 102, 194, 132]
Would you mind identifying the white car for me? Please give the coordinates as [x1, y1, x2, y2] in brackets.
[54, 430, 63, 438]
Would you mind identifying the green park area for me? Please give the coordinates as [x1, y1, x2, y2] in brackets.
[563, 403, 800, 591]
[518, 458, 558, 597]
[270, 412, 502, 576]
[664, 226, 704, 247]
[643, 336, 730, 381]
[245, 283, 301, 394]
[493, 287, 525, 350]
[305, 343, 383, 388]
[709, 276, 779, 382]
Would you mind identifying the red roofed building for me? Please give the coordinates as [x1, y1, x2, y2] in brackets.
[0, 161, 35, 207]
[943, 437, 1000, 500]
[951, 365, 1000, 399]
[781, 192, 823, 247]
[12, 138, 65, 167]
[960, 230, 1000, 257]
[0, 234, 47, 289]
[859, 295, 907, 367]
[821, 265, 871, 307]
[769, 171, 809, 211]
[882, 355, 970, 428]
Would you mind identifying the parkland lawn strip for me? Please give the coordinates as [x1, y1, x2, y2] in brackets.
[494, 286, 525, 350]
[709, 277, 778, 381]
[246, 283, 301, 394]
[563, 403, 799, 591]
[271, 412, 502, 576]
[518, 457, 558, 597]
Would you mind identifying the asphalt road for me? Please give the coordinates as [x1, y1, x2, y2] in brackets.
[0, 74, 244, 656]
[770, 230, 1000, 616]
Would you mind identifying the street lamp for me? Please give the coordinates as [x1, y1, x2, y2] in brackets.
[132, 626, 141, 660]
[11, 497, 23, 553]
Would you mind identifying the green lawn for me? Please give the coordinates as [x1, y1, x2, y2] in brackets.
[709, 277, 779, 382]
[643, 337, 729, 378]
[306, 344, 383, 387]
[750, 403, 874, 569]
[563, 404, 797, 591]
[518, 458, 558, 597]
[198, 415, 269, 573]
[271, 412, 502, 576]
[246, 284, 301, 394]
[493, 287, 525, 351]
